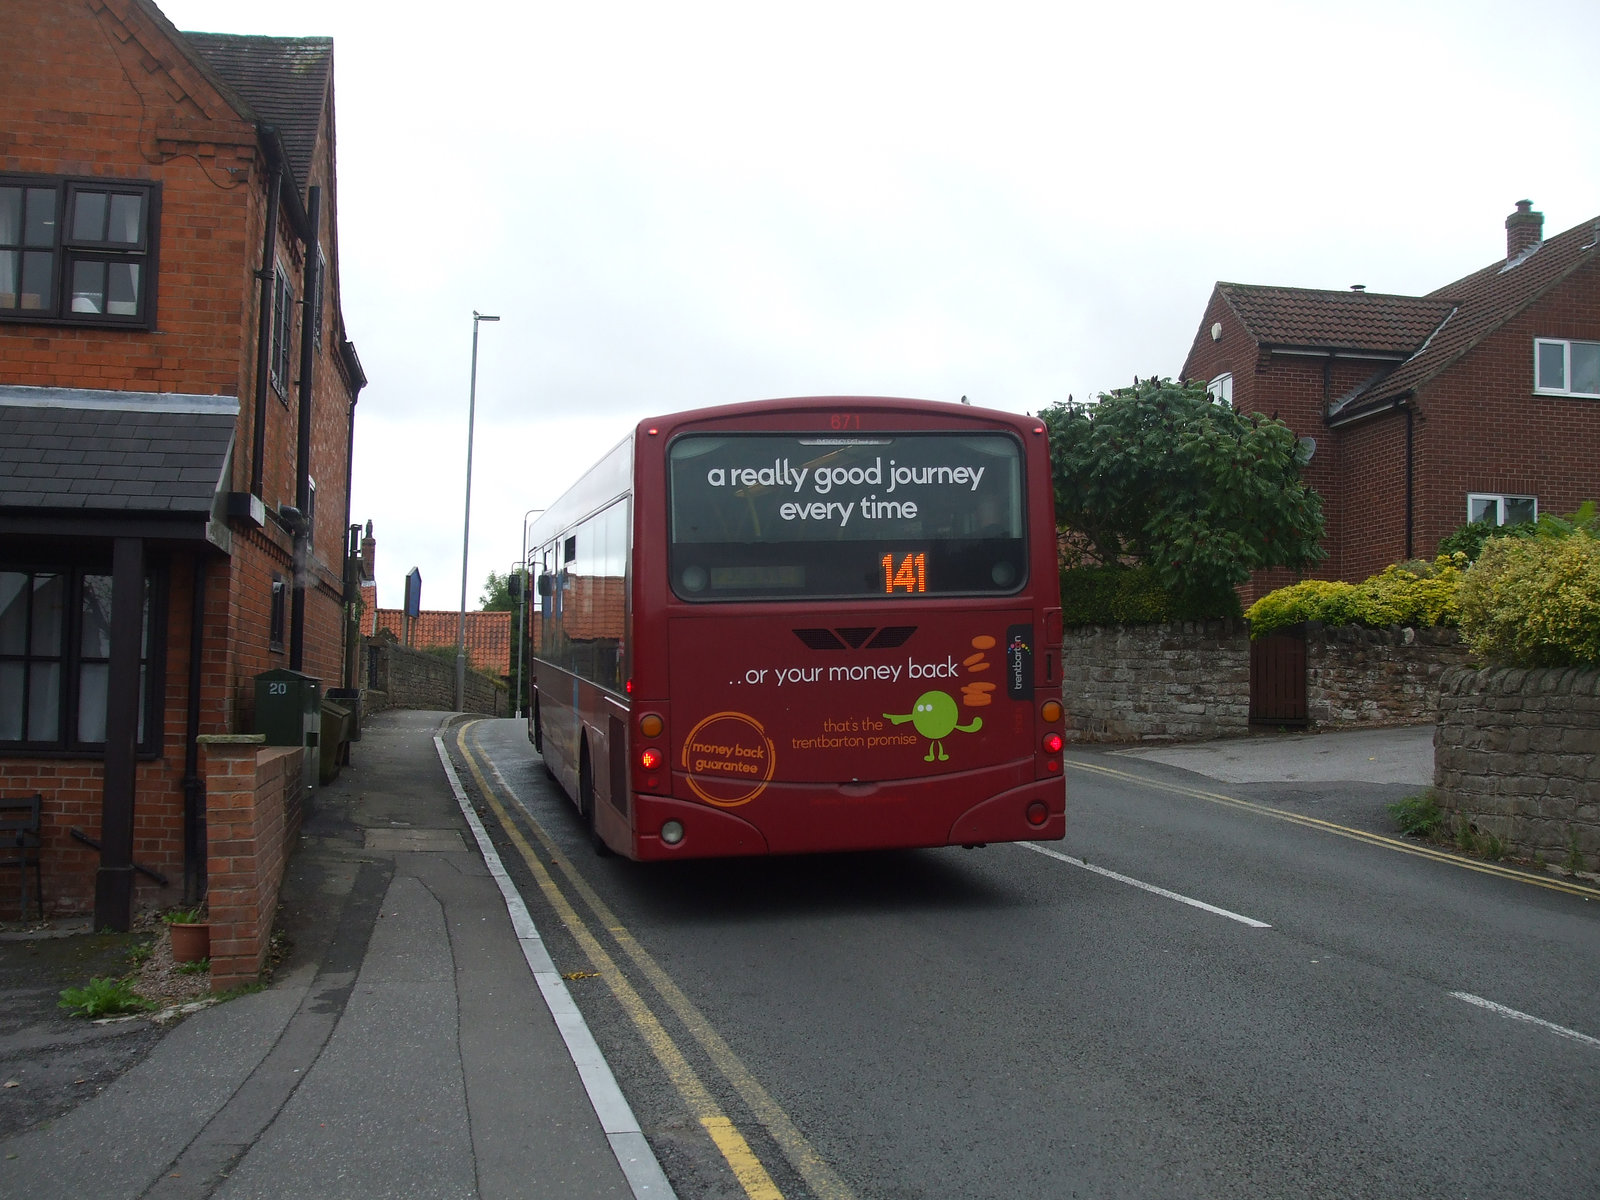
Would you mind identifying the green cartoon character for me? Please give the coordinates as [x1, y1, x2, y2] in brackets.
[884, 690, 983, 762]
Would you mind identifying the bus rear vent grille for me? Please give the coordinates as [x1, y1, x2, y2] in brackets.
[793, 626, 916, 651]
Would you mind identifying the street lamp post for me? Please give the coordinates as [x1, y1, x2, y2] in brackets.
[456, 310, 500, 712]
[517, 507, 546, 719]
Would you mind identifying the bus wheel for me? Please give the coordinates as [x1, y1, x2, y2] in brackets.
[579, 743, 612, 857]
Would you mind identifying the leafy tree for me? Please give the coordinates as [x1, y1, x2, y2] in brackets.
[479, 568, 533, 711]
[1039, 377, 1325, 616]
[480, 569, 517, 611]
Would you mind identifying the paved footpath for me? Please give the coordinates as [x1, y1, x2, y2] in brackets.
[0, 710, 671, 1200]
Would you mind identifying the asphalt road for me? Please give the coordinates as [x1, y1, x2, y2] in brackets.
[460, 719, 1600, 1200]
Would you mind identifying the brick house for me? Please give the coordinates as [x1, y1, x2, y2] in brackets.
[1181, 201, 1600, 598]
[0, 0, 364, 927]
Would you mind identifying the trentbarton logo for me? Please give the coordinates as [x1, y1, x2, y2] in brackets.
[681, 711, 776, 807]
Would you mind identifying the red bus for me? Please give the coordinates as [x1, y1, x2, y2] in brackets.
[526, 396, 1066, 859]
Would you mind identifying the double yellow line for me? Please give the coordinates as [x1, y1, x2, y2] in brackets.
[453, 723, 856, 1200]
[1070, 758, 1600, 901]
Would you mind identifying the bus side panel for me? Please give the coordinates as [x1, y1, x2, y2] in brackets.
[532, 669, 582, 809]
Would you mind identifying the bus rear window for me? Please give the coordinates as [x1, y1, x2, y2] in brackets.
[668, 432, 1025, 600]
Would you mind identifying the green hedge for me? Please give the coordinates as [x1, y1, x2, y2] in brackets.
[1456, 533, 1600, 667]
[1060, 564, 1239, 625]
[1244, 555, 1466, 638]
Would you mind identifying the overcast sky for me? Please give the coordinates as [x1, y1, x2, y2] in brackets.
[157, 0, 1600, 614]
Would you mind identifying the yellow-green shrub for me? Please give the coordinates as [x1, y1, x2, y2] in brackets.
[1245, 555, 1466, 637]
[1456, 534, 1600, 667]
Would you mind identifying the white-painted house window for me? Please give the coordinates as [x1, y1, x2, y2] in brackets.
[1467, 493, 1536, 527]
[1534, 338, 1600, 397]
[1207, 373, 1233, 404]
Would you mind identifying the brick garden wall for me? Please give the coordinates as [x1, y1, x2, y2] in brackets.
[198, 735, 303, 992]
[1433, 667, 1600, 867]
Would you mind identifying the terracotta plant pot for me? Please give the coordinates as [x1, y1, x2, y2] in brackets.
[169, 922, 210, 964]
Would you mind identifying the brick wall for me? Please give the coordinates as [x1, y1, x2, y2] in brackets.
[198, 735, 303, 991]
[1434, 667, 1600, 866]
[1411, 282, 1600, 563]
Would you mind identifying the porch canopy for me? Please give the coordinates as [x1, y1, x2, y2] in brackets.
[0, 384, 239, 929]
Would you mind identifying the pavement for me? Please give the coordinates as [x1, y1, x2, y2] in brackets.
[0, 713, 1437, 1199]
[0, 709, 670, 1200]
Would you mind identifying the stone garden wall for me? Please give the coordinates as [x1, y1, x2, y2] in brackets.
[1433, 667, 1600, 867]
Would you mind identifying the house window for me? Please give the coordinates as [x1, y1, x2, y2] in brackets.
[1207, 373, 1234, 404]
[1468, 493, 1536, 527]
[1534, 339, 1600, 397]
[0, 174, 159, 327]
[269, 576, 287, 651]
[0, 566, 159, 752]
[270, 262, 294, 398]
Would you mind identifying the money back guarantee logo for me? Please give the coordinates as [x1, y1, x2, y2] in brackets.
[681, 711, 777, 807]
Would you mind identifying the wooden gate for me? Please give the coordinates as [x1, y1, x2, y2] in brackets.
[1250, 624, 1307, 726]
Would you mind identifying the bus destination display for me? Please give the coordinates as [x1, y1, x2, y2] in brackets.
[669, 432, 1026, 600]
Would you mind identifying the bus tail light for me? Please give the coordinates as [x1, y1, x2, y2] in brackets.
[640, 747, 663, 771]
[639, 713, 664, 737]
[1042, 732, 1063, 754]
[1026, 801, 1049, 826]
[661, 819, 685, 846]
[1041, 699, 1063, 723]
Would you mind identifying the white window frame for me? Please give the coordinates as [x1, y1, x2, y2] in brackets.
[1533, 338, 1600, 397]
[1467, 493, 1537, 527]
[1207, 372, 1233, 404]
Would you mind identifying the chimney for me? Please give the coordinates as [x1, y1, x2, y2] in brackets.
[361, 519, 375, 582]
[1506, 199, 1543, 261]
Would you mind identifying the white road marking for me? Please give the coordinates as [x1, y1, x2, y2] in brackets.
[1018, 841, 1272, 929]
[1448, 991, 1600, 1050]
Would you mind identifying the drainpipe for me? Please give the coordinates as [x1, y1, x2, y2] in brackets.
[289, 186, 322, 672]
[1404, 404, 1415, 560]
[181, 555, 207, 903]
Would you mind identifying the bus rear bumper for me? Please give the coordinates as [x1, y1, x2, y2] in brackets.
[946, 777, 1066, 845]
[631, 794, 771, 861]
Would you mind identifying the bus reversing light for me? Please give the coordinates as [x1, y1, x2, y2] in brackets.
[1042, 732, 1063, 754]
[661, 819, 685, 845]
[640, 747, 663, 771]
[1026, 801, 1049, 826]
[1041, 699, 1063, 723]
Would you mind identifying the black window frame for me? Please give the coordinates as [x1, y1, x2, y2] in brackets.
[0, 560, 166, 757]
[269, 260, 294, 399]
[0, 172, 161, 329]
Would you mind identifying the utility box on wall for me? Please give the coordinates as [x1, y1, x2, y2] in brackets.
[254, 668, 321, 790]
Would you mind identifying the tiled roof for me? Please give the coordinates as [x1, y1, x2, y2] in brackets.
[182, 32, 332, 191]
[0, 386, 236, 515]
[1217, 284, 1456, 355]
[1344, 214, 1600, 413]
[372, 609, 512, 676]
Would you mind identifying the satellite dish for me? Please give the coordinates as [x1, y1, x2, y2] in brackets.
[1297, 436, 1317, 464]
